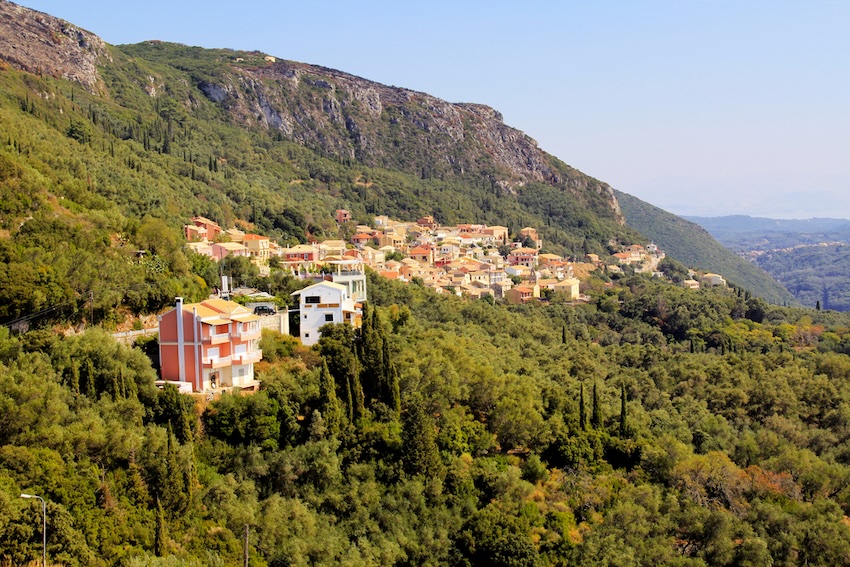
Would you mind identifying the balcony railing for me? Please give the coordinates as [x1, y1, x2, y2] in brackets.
[202, 355, 232, 368]
[235, 327, 261, 340]
[203, 332, 230, 345]
[232, 350, 262, 365]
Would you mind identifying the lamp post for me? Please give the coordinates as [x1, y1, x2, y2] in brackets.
[20, 493, 46, 567]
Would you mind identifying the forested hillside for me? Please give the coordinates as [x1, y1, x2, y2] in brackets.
[752, 244, 850, 312]
[616, 191, 796, 305]
[686, 216, 850, 311]
[5, 274, 850, 565]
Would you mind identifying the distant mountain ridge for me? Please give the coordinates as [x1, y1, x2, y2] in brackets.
[685, 214, 850, 252]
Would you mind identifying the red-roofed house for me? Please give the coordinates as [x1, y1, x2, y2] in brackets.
[351, 233, 374, 248]
[508, 247, 539, 268]
[408, 245, 435, 265]
[158, 297, 262, 393]
[505, 284, 540, 304]
[186, 216, 222, 242]
[242, 234, 270, 264]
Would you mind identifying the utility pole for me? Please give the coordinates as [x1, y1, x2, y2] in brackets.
[244, 524, 249, 567]
[20, 493, 46, 567]
[89, 290, 94, 326]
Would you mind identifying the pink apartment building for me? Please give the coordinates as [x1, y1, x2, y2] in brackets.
[158, 297, 263, 393]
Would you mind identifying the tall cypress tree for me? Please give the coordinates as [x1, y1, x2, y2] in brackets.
[154, 497, 167, 556]
[69, 364, 80, 396]
[402, 395, 444, 480]
[591, 382, 602, 429]
[84, 359, 96, 399]
[619, 384, 628, 437]
[161, 426, 188, 515]
[318, 359, 342, 437]
[579, 383, 587, 431]
[382, 339, 401, 415]
[350, 352, 365, 421]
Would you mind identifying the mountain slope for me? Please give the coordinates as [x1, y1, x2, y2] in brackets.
[0, 0, 648, 324]
[0, 1, 636, 246]
[616, 191, 796, 305]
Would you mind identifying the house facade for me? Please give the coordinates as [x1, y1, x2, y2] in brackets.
[158, 297, 263, 393]
[508, 247, 539, 268]
[292, 281, 362, 346]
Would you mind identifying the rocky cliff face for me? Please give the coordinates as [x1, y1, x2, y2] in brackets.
[0, 0, 108, 92]
[0, 0, 622, 222]
[190, 58, 621, 220]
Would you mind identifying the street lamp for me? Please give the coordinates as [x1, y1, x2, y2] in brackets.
[20, 493, 46, 567]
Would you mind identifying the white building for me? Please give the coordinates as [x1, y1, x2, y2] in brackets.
[291, 281, 362, 346]
[321, 259, 368, 302]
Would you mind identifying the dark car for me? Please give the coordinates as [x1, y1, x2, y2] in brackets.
[253, 305, 277, 316]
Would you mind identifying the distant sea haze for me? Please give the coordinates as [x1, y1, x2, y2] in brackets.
[626, 174, 850, 220]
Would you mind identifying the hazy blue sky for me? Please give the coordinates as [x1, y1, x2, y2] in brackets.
[18, 1, 850, 219]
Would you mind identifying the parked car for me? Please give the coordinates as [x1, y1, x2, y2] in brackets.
[253, 305, 277, 316]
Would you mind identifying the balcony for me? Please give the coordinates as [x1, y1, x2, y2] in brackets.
[203, 332, 230, 345]
[235, 327, 261, 341]
[232, 350, 262, 365]
[202, 355, 232, 369]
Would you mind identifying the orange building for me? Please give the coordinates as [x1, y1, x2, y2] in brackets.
[158, 297, 263, 393]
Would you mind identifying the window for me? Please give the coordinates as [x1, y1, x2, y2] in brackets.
[305, 295, 321, 304]
[325, 313, 334, 322]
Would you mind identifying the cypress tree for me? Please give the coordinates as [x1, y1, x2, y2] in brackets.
[619, 384, 628, 437]
[318, 359, 342, 437]
[591, 382, 602, 429]
[349, 366, 365, 422]
[579, 383, 587, 431]
[154, 497, 167, 556]
[562, 325, 567, 344]
[160, 426, 187, 515]
[382, 339, 401, 414]
[69, 364, 80, 396]
[109, 372, 120, 401]
[402, 395, 444, 480]
[343, 368, 354, 423]
[358, 302, 384, 404]
[85, 359, 96, 399]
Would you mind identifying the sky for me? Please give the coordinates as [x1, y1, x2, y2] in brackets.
[17, 0, 850, 219]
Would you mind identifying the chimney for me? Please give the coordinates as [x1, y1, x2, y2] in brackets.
[221, 275, 230, 299]
[176, 297, 183, 309]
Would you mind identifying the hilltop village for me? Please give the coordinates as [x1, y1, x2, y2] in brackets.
[182, 209, 705, 303]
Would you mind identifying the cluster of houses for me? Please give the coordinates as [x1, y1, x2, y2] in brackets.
[160, 212, 726, 394]
[183, 213, 584, 303]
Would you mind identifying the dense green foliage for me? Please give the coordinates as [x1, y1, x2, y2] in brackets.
[616, 191, 796, 305]
[5, 272, 850, 565]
